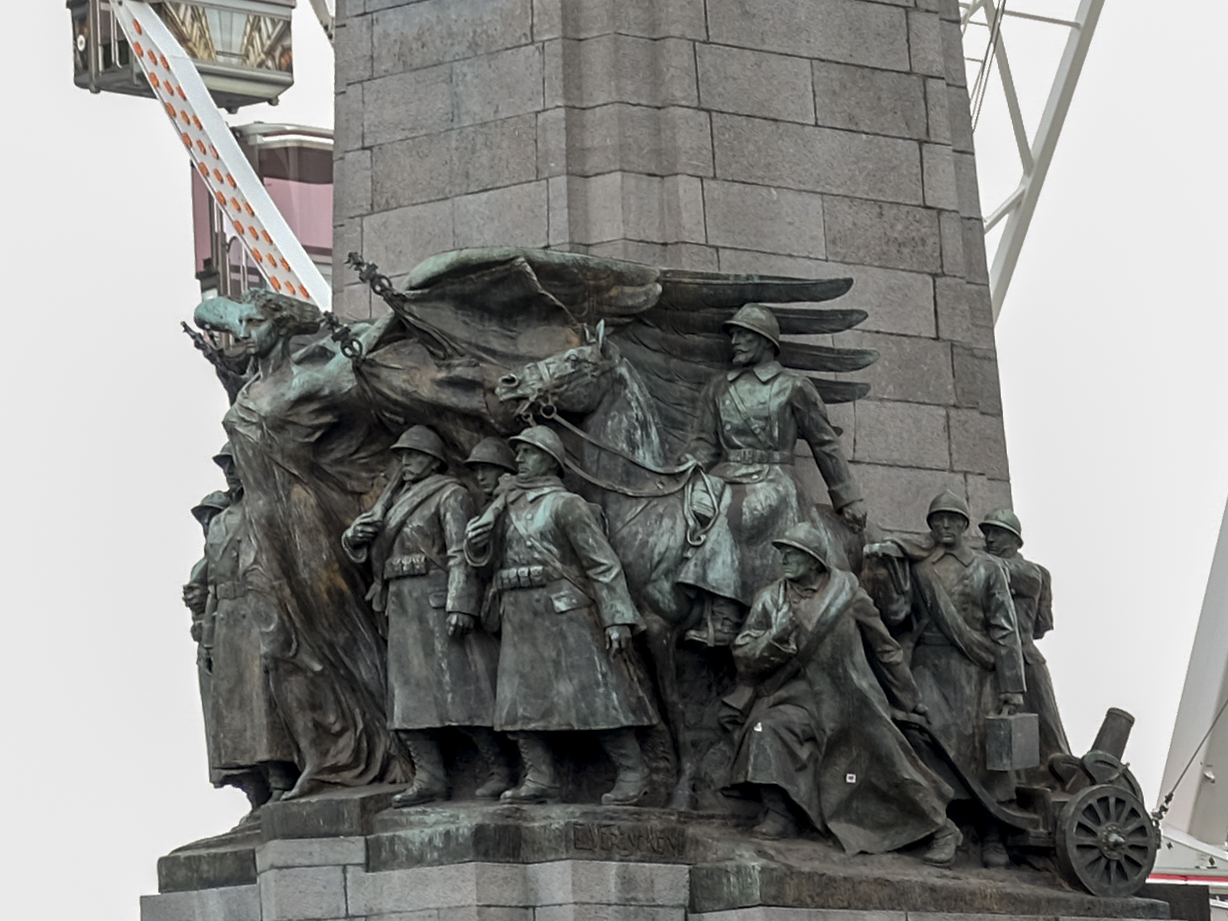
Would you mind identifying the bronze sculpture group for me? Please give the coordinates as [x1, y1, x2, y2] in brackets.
[182, 247, 1081, 874]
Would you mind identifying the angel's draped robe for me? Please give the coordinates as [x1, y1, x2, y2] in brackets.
[225, 348, 411, 790]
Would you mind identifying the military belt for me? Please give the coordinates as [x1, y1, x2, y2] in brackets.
[215, 583, 246, 601]
[724, 448, 793, 465]
[384, 554, 431, 579]
[493, 565, 552, 590]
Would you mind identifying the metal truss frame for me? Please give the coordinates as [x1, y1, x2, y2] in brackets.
[960, 0, 1105, 322]
[307, 0, 334, 43]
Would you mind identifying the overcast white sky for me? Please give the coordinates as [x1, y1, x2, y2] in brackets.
[2, 3, 1225, 919]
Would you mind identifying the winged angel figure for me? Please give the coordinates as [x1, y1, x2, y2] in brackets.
[190, 247, 877, 803]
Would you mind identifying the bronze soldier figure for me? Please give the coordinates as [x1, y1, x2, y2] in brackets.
[464, 437, 517, 501]
[184, 490, 230, 646]
[183, 490, 229, 796]
[344, 426, 510, 806]
[679, 303, 866, 646]
[465, 426, 658, 805]
[723, 523, 958, 862]
[980, 508, 1070, 775]
[200, 462, 298, 813]
[868, 490, 1025, 868]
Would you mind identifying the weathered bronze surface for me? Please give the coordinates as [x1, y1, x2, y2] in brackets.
[176, 246, 1153, 896]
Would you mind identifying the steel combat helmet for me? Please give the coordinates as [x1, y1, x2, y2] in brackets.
[391, 425, 447, 461]
[979, 507, 1023, 544]
[191, 490, 231, 525]
[771, 521, 834, 570]
[510, 425, 567, 469]
[464, 437, 517, 473]
[926, 489, 970, 523]
[212, 442, 236, 468]
[722, 303, 781, 351]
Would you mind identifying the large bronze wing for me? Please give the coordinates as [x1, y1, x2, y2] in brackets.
[358, 247, 876, 446]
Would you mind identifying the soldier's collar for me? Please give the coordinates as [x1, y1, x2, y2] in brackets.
[929, 543, 976, 566]
[509, 474, 565, 502]
[726, 360, 784, 382]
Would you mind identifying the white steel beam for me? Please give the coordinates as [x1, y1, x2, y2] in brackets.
[112, 0, 331, 308]
[1158, 498, 1228, 847]
[961, 0, 1105, 322]
[307, 0, 335, 43]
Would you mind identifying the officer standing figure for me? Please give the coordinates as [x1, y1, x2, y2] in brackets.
[979, 508, 1070, 775]
[344, 425, 510, 806]
[464, 426, 659, 805]
[679, 303, 866, 646]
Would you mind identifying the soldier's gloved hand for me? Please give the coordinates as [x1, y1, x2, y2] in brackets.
[466, 517, 494, 545]
[997, 692, 1024, 716]
[606, 624, 633, 656]
[447, 612, 476, 638]
[190, 621, 204, 644]
[839, 499, 868, 530]
[347, 515, 380, 544]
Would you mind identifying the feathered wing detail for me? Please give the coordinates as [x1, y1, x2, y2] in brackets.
[360, 248, 876, 448]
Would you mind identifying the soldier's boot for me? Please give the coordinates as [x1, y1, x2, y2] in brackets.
[683, 596, 745, 647]
[599, 729, 650, 806]
[922, 818, 962, 868]
[264, 761, 300, 803]
[751, 785, 800, 840]
[501, 732, 560, 804]
[393, 731, 448, 808]
[980, 824, 1010, 868]
[227, 772, 273, 824]
[467, 727, 513, 800]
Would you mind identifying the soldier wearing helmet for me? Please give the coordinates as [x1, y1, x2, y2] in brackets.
[213, 442, 243, 502]
[464, 425, 658, 806]
[723, 522, 959, 863]
[343, 425, 509, 807]
[464, 437, 517, 501]
[866, 489, 1025, 869]
[678, 303, 866, 646]
[979, 508, 1070, 774]
[197, 457, 298, 814]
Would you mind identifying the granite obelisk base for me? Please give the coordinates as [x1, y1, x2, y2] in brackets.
[141, 790, 1172, 921]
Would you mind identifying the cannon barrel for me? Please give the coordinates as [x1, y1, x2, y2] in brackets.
[1090, 708, 1135, 759]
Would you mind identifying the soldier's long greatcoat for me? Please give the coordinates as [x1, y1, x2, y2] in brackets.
[998, 551, 1069, 768]
[344, 472, 496, 731]
[887, 537, 1025, 802]
[203, 501, 295, 776]
[680, 360, 861, 605]
[466, 475, 658, 733]
[726, 571, 950, 854]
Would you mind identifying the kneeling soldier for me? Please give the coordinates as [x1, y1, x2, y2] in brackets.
[344, 425, 510, 806]
[465, 426, 658, 805]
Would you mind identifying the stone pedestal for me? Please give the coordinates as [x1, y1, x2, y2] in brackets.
[332, 0, 1011, 530]
[141, 793, 1171, 921]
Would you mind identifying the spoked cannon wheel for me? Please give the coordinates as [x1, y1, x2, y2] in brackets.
[1055, 784, 1158, 897]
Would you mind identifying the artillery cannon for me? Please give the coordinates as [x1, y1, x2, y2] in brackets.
[899, 707, 1159, 897]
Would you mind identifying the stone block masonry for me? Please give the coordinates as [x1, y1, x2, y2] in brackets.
[333, 0, 1011, 526]
[139, 799, 1174, 920]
